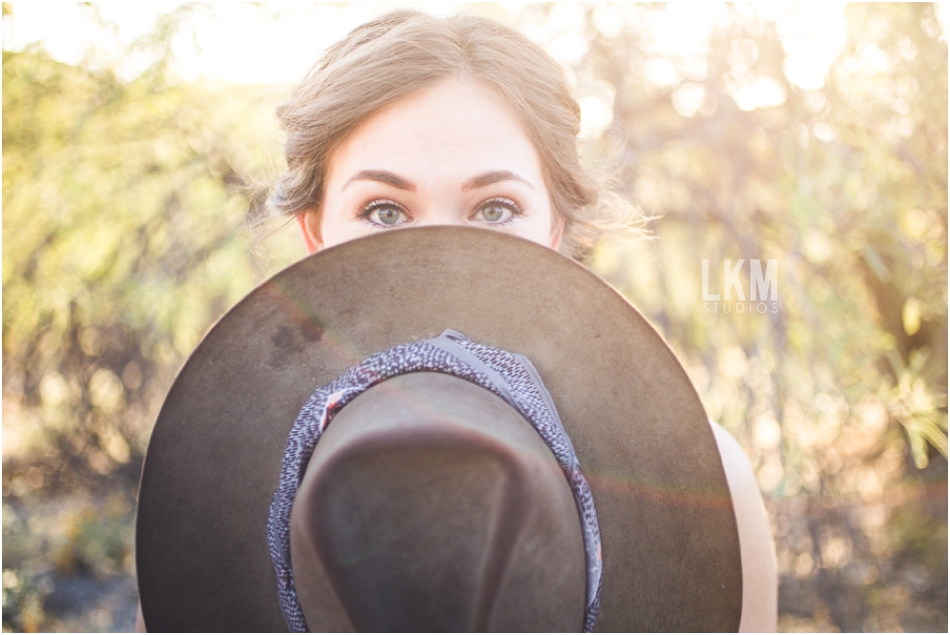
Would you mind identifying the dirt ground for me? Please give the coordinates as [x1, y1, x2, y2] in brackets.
[2, 461, 946, 632]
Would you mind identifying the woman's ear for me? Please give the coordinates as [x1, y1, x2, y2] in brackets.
[297, 212, 321, 254]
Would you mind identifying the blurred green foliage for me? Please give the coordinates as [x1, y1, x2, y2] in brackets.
[569, 3, 948, 489]
[2, 35, 295, 485]
[1, 2, 947, 632]
[561, 4, 947, 629]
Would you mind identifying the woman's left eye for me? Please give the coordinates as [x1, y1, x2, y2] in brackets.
[472, 198, 521, 224]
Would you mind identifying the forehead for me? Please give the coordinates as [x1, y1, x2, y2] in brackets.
[325, 78, 546, 186]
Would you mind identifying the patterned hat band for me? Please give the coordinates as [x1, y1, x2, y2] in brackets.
[267, 329, 603, 632]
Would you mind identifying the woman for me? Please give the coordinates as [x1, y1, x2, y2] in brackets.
[278, 10, 777, 631]
[138, 9, 776, 632]
[270, 10, 603, 259]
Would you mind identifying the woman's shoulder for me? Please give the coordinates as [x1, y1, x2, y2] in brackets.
[710, 421, 778, 632]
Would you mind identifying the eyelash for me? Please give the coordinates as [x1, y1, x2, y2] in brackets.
[357, 197, 524, 227]
[357, 199, 407, 227]
[475, 197, 522, 225]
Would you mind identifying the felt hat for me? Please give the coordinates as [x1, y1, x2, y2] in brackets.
[136, 226, 742, 632]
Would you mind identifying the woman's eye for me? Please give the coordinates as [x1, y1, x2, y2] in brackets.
[361, 200, 409, 227]
[473, 198, 520, 224]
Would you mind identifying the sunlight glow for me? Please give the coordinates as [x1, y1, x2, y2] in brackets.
[579, 81, 616, 139]
[671, 82, 707, 118]
[642, 2, 731, 60]
[3, 2, 468, 85]
[729, 76, 787, 111]
[5, 1, 856, 101]
[775, 2, 848, 91]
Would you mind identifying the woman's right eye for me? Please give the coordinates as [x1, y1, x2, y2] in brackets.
[359, 200, 410, 227]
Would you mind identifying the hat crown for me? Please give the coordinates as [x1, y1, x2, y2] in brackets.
[290, 372, 586, 631]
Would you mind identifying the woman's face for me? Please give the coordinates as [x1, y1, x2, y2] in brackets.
[298, 78, 562, 252]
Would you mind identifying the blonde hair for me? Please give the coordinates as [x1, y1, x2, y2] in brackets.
[269, 10, 627, 258]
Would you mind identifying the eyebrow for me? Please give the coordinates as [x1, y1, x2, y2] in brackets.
[343, 170, 416, 191]
[463, 170, 535, 191]
[341, 169, 535, 192]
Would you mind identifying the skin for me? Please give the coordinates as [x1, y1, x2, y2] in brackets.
[137, 77, 776, 633]
[713, 422, 779, 631]
[297, 77, 563, 253]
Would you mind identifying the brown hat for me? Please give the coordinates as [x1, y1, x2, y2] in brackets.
[136, 226, 742, 631]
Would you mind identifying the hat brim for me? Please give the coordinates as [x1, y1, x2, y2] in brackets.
[136, 226, 742, 632]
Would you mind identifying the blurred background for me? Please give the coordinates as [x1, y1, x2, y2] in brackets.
[2, 2, 946, 632]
